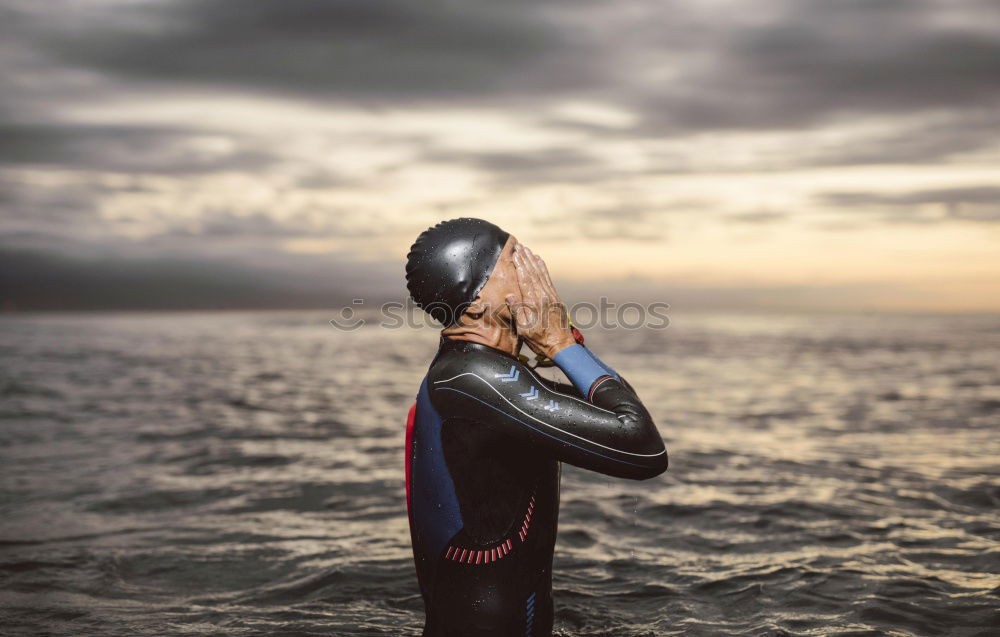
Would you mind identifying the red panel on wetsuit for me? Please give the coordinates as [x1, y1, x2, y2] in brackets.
[404, 402, 425, 593]
[404, 402, 416, 525]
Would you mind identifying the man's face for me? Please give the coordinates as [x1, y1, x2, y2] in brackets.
[474, 235, 520, 322]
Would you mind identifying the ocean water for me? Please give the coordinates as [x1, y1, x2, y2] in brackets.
[1, 310, 997, 636]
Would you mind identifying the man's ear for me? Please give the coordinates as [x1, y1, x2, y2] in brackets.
[466, 294, 487, 316]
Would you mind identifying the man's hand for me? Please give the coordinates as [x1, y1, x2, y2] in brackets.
[506, 243, 576, 359]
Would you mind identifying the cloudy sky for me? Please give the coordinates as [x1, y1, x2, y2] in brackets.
[1, 0, 998, 311]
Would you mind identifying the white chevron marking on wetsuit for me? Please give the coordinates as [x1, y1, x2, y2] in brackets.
[495, 365, 520, 382]
[436, 367, 614, 414]
[544, 399, 559, 411]
[520, 386, 539, 400]
[432, 372, 666, 458]
[521, 364, 619, 414]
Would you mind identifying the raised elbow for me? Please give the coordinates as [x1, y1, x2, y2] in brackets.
[618, 413, 668, 480]
[627, 443, 668, 480]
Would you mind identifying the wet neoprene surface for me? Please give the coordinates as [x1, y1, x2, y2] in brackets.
[407, 339, 668, 636]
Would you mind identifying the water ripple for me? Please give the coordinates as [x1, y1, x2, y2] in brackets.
[1, 311, 998, 635]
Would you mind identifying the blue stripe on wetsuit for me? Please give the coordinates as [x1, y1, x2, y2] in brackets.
[552, 344, 619, 394]
[525, 591, 536, 636]
[583, 346, 620, 382]
[411, 378, 464, 594]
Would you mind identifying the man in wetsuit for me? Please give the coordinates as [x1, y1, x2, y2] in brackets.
[404, 218, 668, 636]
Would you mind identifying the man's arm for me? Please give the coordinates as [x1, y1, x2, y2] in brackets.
[430, 347, 667, 480]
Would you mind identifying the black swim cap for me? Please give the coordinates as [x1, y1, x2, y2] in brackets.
[406, 218, 510, 326]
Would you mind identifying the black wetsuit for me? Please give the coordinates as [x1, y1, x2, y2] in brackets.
[405, 338, 668, 637]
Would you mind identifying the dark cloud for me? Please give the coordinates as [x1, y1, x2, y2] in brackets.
[791, 110, 1000, 168]
[0, 242, 401, 311]
[821, 186, 1000, 223]
[2, 0, 996, 175]
[19, 0, 594, 101]
[420, 146, 612, 185]
[0, 164, 380, 262]
[9, 0, 997, 130]
[0, 171, 108, 242]
[0, 248, 298, 311]
[825, 186, 1000, 208]
[0, 123, 274, 174]
[628, 0, 1000, 133]
[559, 277, 942, 314]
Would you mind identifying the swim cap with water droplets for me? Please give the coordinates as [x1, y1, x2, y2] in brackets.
[405, 218, 510, 326]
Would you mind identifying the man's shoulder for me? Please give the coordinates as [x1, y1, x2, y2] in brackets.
[428, 340, 527, 394]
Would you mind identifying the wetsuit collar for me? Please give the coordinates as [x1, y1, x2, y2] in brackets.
[438, 336, 519, 361]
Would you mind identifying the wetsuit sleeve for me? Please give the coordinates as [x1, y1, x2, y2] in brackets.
[430, 348, 668, 480]
[537, 376, 576, 396]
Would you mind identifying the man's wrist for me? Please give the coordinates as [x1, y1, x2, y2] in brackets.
[542, 334, 576, 360]
[551, 343, 608, 395]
